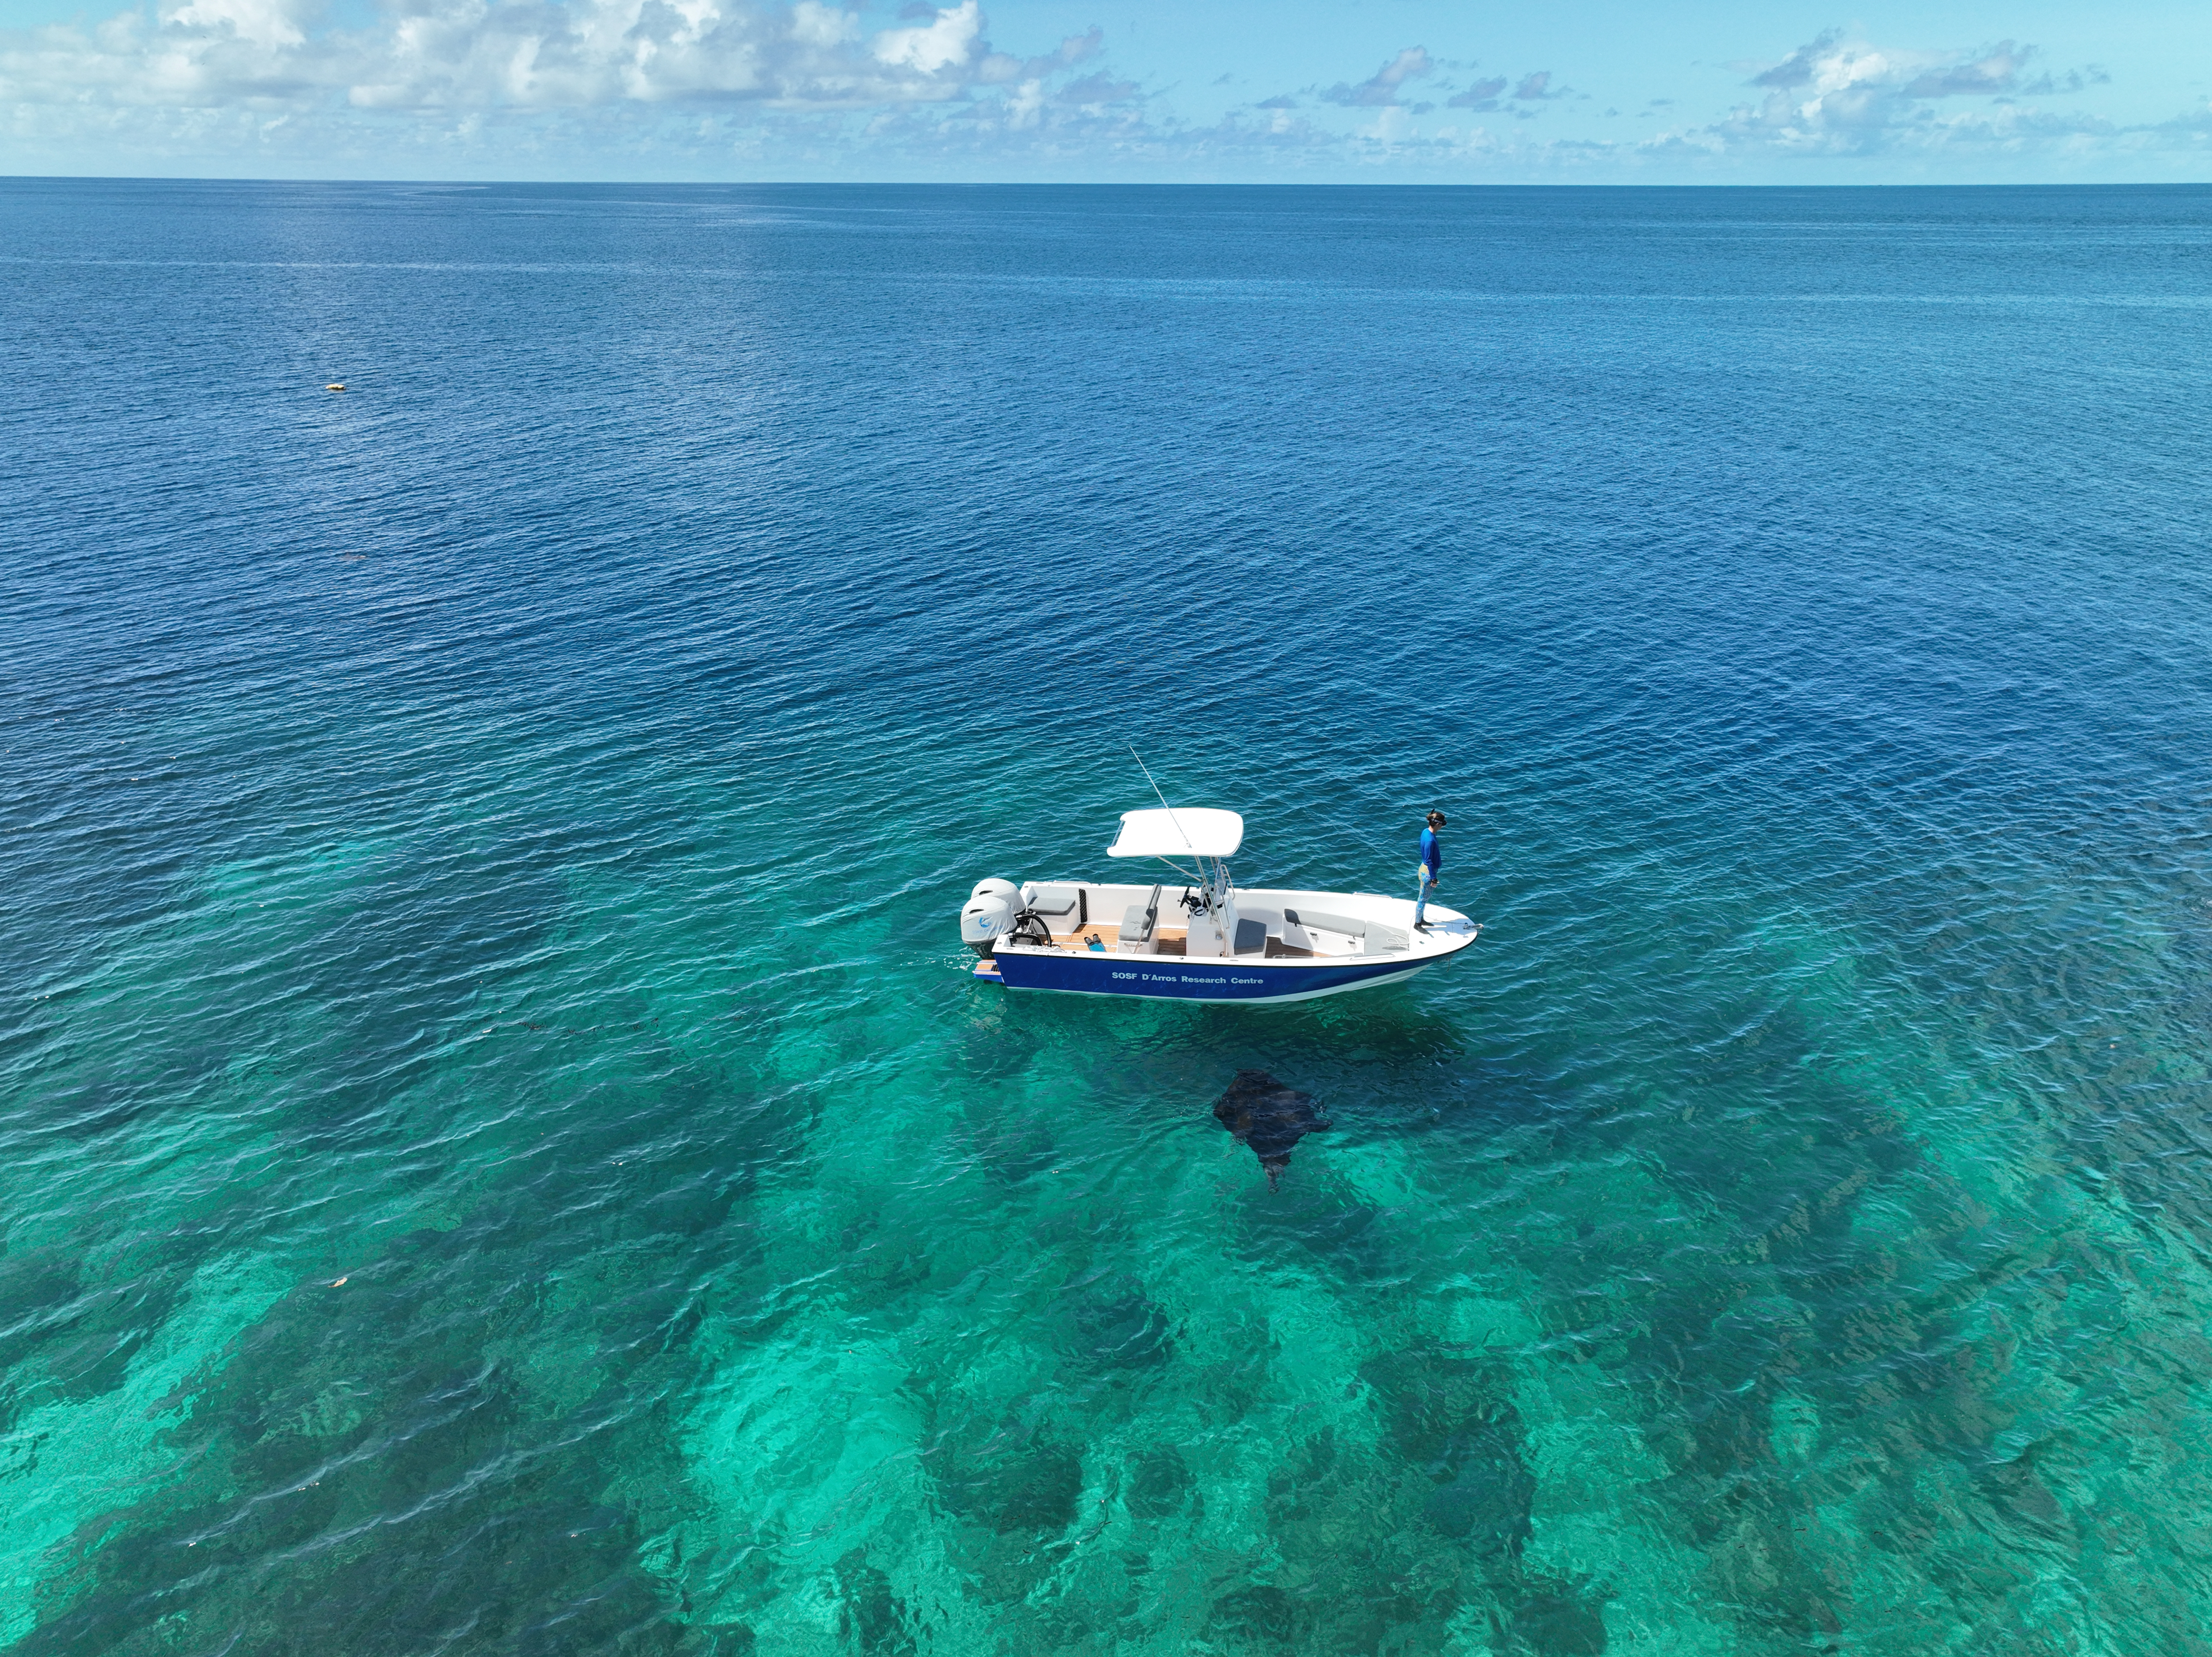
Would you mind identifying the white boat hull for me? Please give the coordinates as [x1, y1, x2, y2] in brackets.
[972, 884, 1478, 1004]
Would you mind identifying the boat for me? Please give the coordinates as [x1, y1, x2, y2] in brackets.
[959, 807, 1479, 1004]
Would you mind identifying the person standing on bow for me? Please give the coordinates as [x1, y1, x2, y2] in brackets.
[1414, 810, 1446, 928]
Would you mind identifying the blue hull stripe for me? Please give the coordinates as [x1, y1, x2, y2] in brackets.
[990, 950, 1424, 1003]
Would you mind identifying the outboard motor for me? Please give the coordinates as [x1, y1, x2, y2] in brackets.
[961, 878, 1021, 958]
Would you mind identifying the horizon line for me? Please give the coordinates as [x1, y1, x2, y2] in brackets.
[6, 173, 2211, 191]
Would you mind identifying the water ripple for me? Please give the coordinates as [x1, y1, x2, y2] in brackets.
[3, 178, 2211, 1656]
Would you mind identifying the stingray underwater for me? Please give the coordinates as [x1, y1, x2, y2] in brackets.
[1213, 1070, 1331, 1188]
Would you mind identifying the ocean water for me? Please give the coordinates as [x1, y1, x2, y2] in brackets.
[4, 178, 2211, 1655]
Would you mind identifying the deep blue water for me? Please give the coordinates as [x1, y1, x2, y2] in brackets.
[4, 179, 2212, 1655]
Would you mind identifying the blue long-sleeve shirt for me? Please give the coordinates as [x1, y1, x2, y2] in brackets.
[1419, 827, 1442, 878]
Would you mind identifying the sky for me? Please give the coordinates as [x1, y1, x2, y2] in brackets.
[2, 0, 2208, 183]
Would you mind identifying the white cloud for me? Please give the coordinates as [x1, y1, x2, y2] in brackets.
[869, 0, 977, 77]
[1, 10, 2200, 178]
[168, 0, 307, 50]
[1318, 45, 1433, 108]
[1445, 76, 1505, 112]
[1703, 30, 2111, 153]
[1188, 27, 2168, 174]
[0, 0, 1030, 114]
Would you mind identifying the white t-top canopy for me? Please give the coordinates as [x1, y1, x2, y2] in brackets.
[1108, 808, 1244, 859]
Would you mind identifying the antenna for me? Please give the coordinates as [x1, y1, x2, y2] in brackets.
[1129, 744, 1177, 819]
[1129, 744, 1210, 891]
[1129, 743, 1195, 850]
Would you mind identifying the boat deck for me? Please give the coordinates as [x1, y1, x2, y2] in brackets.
[1036, 924, 1321, 960]
[981, 882, 1473, 983]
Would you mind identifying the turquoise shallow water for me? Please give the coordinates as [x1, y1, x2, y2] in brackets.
[5, 179, 2212, 1654]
